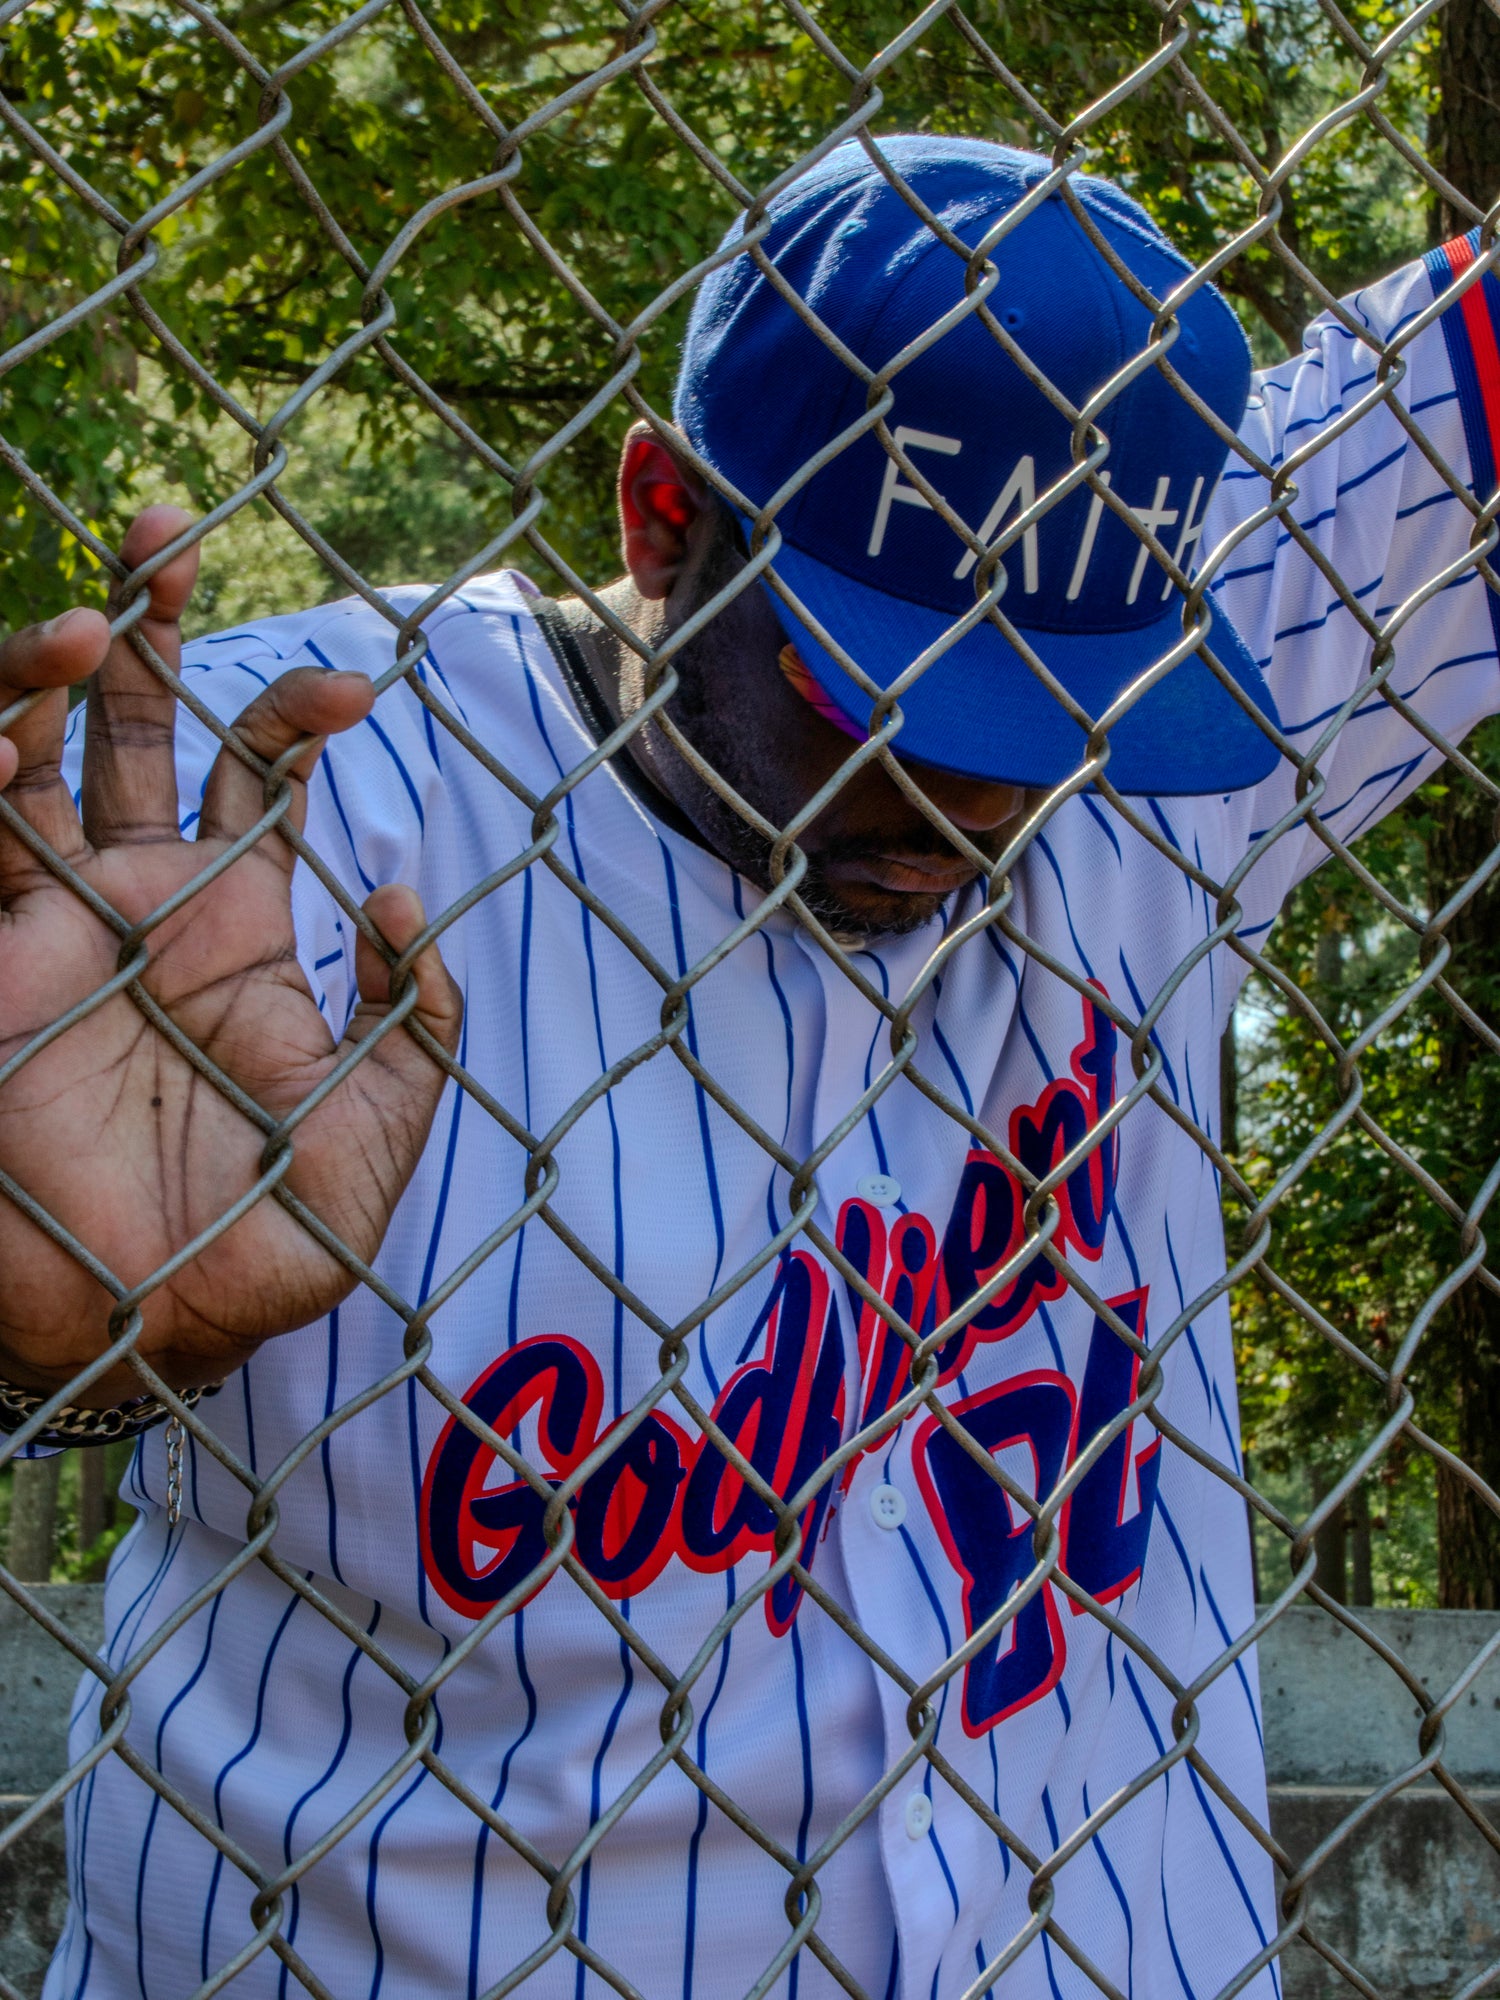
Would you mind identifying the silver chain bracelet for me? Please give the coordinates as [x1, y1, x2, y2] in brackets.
[164, 1415, 186, 1527]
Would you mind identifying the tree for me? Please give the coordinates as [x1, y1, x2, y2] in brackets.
[1419, 0, 1500, 1609]
[1, 1, 1435, 623]
[1227, 0, 1500, 1612]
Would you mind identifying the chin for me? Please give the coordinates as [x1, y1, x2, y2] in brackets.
[804, 881, 952, 944]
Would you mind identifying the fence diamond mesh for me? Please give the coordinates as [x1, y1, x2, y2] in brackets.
[2, 1, 1500, 1997]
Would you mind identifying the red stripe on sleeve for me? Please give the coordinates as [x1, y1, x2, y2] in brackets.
[1442, 235, 1500, 468]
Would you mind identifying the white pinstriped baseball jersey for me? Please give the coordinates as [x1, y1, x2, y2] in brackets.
[46, 238, 1500, 2000]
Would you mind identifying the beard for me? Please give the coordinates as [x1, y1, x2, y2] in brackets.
[693, 794, 958, 941]
[647, 533, 1005, 942]
[667, 665, 993, 942]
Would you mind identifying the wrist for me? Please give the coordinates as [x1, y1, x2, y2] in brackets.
[0, 1376, 220, 1448]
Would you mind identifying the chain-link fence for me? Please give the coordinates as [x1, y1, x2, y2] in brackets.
[3, 1, 1500, 1996]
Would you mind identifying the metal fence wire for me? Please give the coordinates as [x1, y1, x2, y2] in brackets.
[3, 1, 1500, 1997]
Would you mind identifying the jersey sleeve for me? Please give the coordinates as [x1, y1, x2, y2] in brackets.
[1202, 232, 1500, 958]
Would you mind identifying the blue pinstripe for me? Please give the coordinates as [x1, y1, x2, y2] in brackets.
[1080, 1780, 1135, 2000]
[1117, 1658, 1198, 2000]
[318, 758, 379, 896]
[353, 980, 473, 1974]
[516, 618, 637, 1996]
[319, 1308, 345, 1585]
[1150, 1495, 1199, 1614]
[1115, 949, 1177, 1105]
[465, 1603, 538, 2000]
[200, 1588, 303, 1980]
[1161, 1217, 1213, 1416]
[1034, 1793, 1069, 2000]
[406, 1003, 473, 1633]
[133, 1590, 225, 2000]
[277, 1601, 383, 2000]
[1198, 1571, 1264, 1757]
[883, 1933, 901, 2000]
[787, 1619, 817, 2000]
[364, 1699, 447, 2000]
[659, 841, 728, 1394]
[682, 1571, 738, 2000]
[466, 850, 543, 2000]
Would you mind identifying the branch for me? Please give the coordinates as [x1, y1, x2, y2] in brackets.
[215, 354, 597, 404]
[1222, 264, 1305, 357]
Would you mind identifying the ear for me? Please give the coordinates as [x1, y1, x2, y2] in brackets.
[618, 427, 713, 600]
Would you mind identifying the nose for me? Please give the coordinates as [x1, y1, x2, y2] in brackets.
[908, 764, 1027, 835]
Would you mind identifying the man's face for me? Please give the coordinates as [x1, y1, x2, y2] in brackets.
[656, 544, 1027, 941]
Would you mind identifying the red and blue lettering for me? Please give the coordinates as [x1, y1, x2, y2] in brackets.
[421, 991, 1140, 1698]
[837, 1200, 941, 1445]
[913, 1290, 1160, 1733]
[1060, 1290, 1160, 1608]
[420, 1335, 607, 1618]
[678, 1250, 846, 1634]
[913, 1371, 1076, 1733]
[421, 1251, 845, 1634]
[930, 991, 1118, 1380]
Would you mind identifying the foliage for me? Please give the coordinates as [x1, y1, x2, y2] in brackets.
[0, 1439, 139, 1584]
[1229, 720, 1500, 1604]
[1, 0, 1439, 629]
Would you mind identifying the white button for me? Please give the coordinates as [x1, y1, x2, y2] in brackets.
[904, 1791, 933, 1840]
[870, 1483, 907, 1530]
[856, 1173, 902, 1207]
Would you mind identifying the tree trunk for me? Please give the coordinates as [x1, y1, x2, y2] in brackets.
[1436, 0, 1500, 242]
[77, 1447, 112, 1557]
[1222, 1013, 1264, 1602]
[1429, 0, 1500, 1610]
[8, 1458, 61, 1584]
[1423, 769, 1500, 1606]
[1219, 1013, 1238, 1167]
[1311, 1465, 1348, 1606]
[1348, 1479, 1374, 1607]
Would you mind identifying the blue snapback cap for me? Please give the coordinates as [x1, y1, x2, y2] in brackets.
[673, 137, 1280, 796]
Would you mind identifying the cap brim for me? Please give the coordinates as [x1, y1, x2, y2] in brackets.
[768, 541, 1281, 797]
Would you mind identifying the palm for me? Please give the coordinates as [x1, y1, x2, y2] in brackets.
[0, 511, 460, 1403]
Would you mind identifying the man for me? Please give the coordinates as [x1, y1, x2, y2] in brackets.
[2, 135, 1496, 1998]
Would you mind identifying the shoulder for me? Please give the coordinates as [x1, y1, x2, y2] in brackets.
[1233, 251, 1456, 474]
[183, 569, 557, 775]
[178, 568, 547, 711]
[65, 570, 565, 829]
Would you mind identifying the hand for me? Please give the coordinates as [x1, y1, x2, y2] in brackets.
[0, 508, 462, 1404]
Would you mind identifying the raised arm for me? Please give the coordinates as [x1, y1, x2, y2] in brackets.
[0, 509, 462, 1408]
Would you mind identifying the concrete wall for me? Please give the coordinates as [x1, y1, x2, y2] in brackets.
[1, 1593, 1497, 1996]
[0, 1586, 102, 1997]
[1258, 1607, 1500, 1788]
[1257, 1608, 1500, 1999]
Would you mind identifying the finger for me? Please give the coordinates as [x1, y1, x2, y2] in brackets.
[197, 666, 374, 863]
[0, 608, 106, 887]
[351, 884, 463, 1058]
[0, 687, 90, 893]
[0, 605, 111, 701]
[0, 609, 108, 838]
[82, 506, 200, 847]
[298, 886, 461, 1256]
